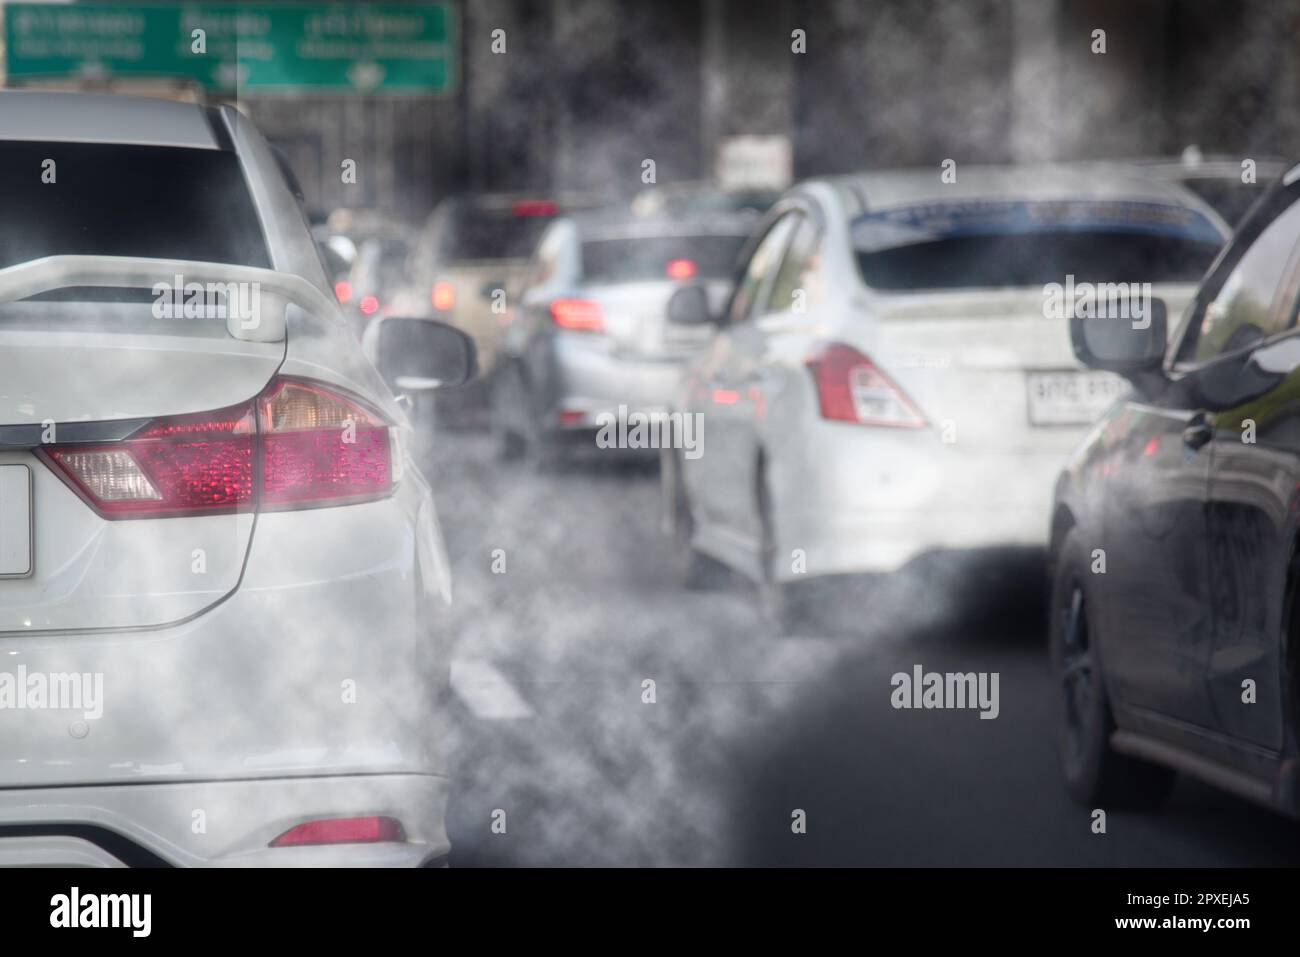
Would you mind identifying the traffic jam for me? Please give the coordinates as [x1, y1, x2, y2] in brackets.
[0, 0, 1295, 903]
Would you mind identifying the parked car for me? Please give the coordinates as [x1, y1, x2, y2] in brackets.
[0, 90, 472, 866]
[1049, 160, 1300, 814]
[491, 209, 754, 465]
[663, 164, 1231, 631]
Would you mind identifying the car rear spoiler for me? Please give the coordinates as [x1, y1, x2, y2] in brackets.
[0, 255, 343, 343]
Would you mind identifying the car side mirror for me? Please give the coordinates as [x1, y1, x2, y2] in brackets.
[667, 284, 716, 326]
[1069, 298, 1167, 375]
[369, 316, 478, 391]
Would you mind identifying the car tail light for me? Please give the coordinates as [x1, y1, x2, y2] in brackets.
[666, 258, 697, 280]
[334, 280, 353, 304]
[270, 816, 406, 847]
[511, 199, 558, 217]
[359, 294, 380, 316]
[550, 298, 604, 332]
[806, 343, 926, 428]
[431, 281, 455, 311]
[43, 377, 393, 519]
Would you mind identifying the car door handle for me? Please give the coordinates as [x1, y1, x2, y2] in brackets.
[1182, 419, 1214, 450]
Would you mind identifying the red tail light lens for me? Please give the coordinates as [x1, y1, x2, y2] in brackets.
[270, 816, 406, 847]
[666, 258, 697, 280]
[806, 343, 927, 428]
[431, 280, 456, 311]
[511, 199, 558, 217]
[550, 298, 604, 332]
[334, 280, 353, 304]
[359, 294, 380, 316]
[43, 377, 393, 519]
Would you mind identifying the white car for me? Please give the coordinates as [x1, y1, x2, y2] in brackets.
[663, 164, 1231, 630]
[0, 91, 472, 866]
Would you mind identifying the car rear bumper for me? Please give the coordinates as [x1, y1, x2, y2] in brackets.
[0, 772, 449, 866]
[550, 338, 685, 427]
[769, 420, 1079, 580]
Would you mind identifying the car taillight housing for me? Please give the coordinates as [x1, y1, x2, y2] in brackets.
[269, 815, 406, 847]
[42, 377, 394, 519]
[549, 298, 604, 332]
[806, 343, 927, 428]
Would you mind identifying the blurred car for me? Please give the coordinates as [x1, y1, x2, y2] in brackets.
[1133, 148, 1286, 231]
[663, 164, 1231, 631]
[313, 209, 416, 334]
[1049, 162, 1300, 814]
[491, 210, 754, 465]
[0, 90, 471, 866]
[631, 181, 780, 219]
[395, 194, 606, 385]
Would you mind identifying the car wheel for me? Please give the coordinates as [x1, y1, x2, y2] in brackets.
[667, 450, 729, 589]
[490, 364, 528, 462]
[757, 467, 811, 635]
[1050, 528, 1176, 809]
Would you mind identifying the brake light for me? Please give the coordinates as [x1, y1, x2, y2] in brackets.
[666, 258, 697, 280]
[806, 343, 926, 428]
[334, 280, 353, 304]
[550, 298, 604, 332]
[359, 295, 380, 316]
[431, 280, 455, 311]
[511, 199, 557, 217]
[270, 816, 406, 847]
[43, 377, 393, 519]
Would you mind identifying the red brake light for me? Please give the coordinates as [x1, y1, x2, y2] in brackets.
[511, 199, 557, 217]
[806, 343, 926, 428]
[359, 295, 380, 316]
[666, 258, 697, 280]
[431, 281, 455, 311]
[43, 377, 393, 519]
[334, 280, 353, 303]
[270, 816, 406, 847]
[550, 298, 604, 332]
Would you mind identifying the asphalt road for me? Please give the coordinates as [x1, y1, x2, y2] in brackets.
[421, 428, 1300, 867]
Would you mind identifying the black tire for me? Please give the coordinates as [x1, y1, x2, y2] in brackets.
[1050, 528, 1176, 809]
[666, 450, 729, 589]
[757, 467, 812, 635]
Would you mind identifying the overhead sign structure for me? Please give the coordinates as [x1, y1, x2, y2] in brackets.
[3, 3, 456, 94]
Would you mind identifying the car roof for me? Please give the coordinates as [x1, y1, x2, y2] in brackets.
[0, 90, 223, 149]
[819, 162, 1227, 220]
[571, 208, 760, 241]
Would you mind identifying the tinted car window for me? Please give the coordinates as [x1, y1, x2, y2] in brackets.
[763, 216, 822, 313]
[727, 214, 798, 325]
[0, 140, 270, 269]
[436, 205, 556, 262]
[1178, 186, 1300, 362]
[851, 200, 1224, 292]
[581, 235, 746, 283]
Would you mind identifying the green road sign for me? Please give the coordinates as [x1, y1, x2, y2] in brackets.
[3, 3, 456, 93]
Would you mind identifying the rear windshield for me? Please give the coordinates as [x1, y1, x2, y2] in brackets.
[582, 235, 748, 282]
[851, 200, 1225, 291]
[0, 141, 270, 269]
[436, 205, 556, 262]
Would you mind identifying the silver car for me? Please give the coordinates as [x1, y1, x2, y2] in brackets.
[663, 164, 1231, 631]
[491, 211, 754, 465]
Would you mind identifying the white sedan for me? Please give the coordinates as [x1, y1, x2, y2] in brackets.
[0, 91, 470, 866]
[663, 164, 1231, 631]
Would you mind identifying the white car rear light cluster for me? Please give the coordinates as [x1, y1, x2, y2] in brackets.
[41, 376, 394, 519]
[806, 342, 927, 429]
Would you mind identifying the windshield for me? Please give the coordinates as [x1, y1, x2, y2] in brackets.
[582, 235, 747, 283]
[436, 204, 556, 262]
[851, 200, 1225, 291]
[0, 140, 270, 270]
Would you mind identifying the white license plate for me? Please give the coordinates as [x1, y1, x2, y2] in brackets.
[1026, 370, 1125, 426]
[0, 465, 32, 578]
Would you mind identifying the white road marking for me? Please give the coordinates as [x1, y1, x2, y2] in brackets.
[451, 658, 534, 720]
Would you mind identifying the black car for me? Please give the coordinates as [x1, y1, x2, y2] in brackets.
[1050, 163, 1300, 813]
